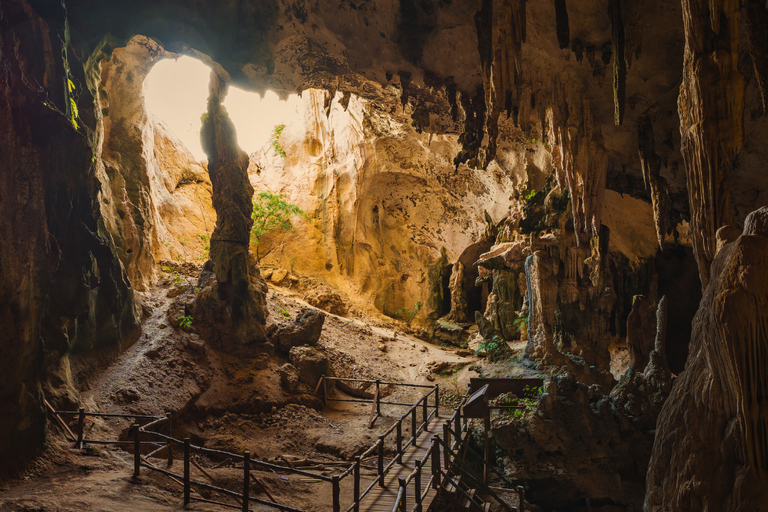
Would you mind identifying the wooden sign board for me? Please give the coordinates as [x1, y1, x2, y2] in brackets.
[468, 377, 544, 401]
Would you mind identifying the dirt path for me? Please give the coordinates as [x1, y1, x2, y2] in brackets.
[1, 268, 488, 511]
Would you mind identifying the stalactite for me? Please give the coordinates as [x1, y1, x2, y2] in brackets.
[609, 0, 626, 126]
[473, 0, 526, 166]
[554, 0, 569, 50]
[637, 112, 669, 248]
[678, 0, 743, 287]
[745, 0, 768, 115]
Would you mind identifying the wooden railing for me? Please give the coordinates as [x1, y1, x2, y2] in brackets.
[49, 377, 527, 512]
[47, 378, 441, 512]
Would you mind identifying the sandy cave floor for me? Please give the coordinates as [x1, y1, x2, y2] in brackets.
[0, 264, 535, 512]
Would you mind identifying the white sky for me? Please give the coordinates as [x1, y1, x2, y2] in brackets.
[143, 56, 292, 161]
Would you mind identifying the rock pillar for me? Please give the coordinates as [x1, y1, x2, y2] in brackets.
[195, 72, 267, 346]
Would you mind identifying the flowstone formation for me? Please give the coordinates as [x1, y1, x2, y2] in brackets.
[645, 207, 768, 510]
[489, 296, 674, 510]
[193, 74, 268, 348]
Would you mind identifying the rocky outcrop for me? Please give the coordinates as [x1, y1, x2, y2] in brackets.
[645, 208, 768, 510]
[91, 36, 214, 290]
[195, 74, 268, 347]
[289, 346, 330, 388]
[0, 0, 140, 473]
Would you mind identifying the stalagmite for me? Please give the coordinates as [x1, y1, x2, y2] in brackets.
[646, 207, 768, 510]
[447, 261, 469, 323]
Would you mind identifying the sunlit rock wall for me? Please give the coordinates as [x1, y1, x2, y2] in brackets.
[249, 88, 527, 323]
[92, 36, 214, 289]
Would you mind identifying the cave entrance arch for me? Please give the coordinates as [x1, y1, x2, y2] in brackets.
[97, 36, 300, 290]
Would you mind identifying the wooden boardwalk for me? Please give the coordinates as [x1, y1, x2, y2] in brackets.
[359, 416, 445, 512]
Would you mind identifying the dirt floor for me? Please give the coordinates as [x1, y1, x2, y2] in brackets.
[1, 264, 523, 512]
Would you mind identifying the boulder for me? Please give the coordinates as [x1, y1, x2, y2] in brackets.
[303, 287, 349, 316]
[279, 363, 301, 392]
[270, 267, 289, 284]
[289, 346, 330, 387]
[272, 307, 325, 352]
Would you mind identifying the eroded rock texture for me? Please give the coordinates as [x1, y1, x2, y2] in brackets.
[0, 0, 139, 473]
[678, 0, 744, 288]
[646, 208, 768, 510]
[194, 74, 268, 347]
[92, 36, 214, 290]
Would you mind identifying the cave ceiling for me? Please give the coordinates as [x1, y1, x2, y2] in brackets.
[62, 0, 687, 210]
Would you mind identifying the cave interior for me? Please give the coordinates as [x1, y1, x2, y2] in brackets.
[1, 0, 768, 510]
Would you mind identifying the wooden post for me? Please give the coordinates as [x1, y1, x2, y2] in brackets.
[377, 436, 385, 488]
[133, 423, 140, 478]
[422, 396, 428, 432]
[375, 380, 381, 416]
[396, 419, 403, 464]
[183, 438, 191, 505]
[454, 407, 461, 440]
[435, 385, 440, 418]
[398, 477, 407, 512]
[411, 406, 418, 442]
[167, 411, 174, 466]
[517, 485, 525, 512]
[431, 440, 440, 489]
[443, 423, 451, 469]
[353, 456, 361, 512]
[483, 401, 490, 485]
[332, 475, 340, 512]
[77, 407, 85, 448]
[323, 377, 328, 407]
[415, 459, 422, 512]
[243, 451, 250, 512]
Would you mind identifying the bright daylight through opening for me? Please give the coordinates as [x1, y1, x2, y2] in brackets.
[143, 55, 295, 161]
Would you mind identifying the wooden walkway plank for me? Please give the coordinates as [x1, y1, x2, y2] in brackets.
[360, 416, 444, 512]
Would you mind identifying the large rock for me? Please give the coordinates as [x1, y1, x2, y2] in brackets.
[272, 308, 325, 353]
[645, 208, 768, 510]
[279, 363, 301, 393]
[289, 346, 330, 388]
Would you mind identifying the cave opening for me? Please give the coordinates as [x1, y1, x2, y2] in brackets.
[143, 55, 297, 160]
[456, 239, 494, 320]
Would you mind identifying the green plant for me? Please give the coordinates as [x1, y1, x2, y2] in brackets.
[395, 302, 422, 324]
[513, 313, 528, 334]
[476, 334, 509, 361]
[67, 79, 80, 130]
[524, 189, 537, 201]
[178, 315, 193, 329]
[271, 124, 287, 157]
[278, 307, 291, 319]
[250, 192, 305, 261]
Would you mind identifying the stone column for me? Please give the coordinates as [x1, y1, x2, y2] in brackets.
[195, 72, 267, 347]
